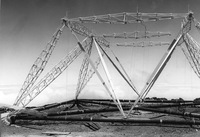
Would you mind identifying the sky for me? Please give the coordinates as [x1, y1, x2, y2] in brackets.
[1, 0, 200, 106]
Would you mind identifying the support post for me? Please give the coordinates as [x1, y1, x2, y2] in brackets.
[93, 38, 125, 117]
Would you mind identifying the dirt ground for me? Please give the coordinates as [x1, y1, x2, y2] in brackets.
[2, 114, 200, 137]
[2, 102, 200, 137]
[1, 121, 200, 137]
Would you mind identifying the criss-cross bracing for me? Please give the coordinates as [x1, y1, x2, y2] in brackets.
[13, 11, 200, 118]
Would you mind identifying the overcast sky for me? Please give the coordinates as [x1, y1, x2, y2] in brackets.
[1, 0, 200, 106]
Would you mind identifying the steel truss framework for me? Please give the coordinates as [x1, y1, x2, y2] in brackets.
[13, 11, 200, 119]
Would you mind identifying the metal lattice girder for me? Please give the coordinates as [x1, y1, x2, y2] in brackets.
[97, 42, 139, 96]
[127, 12, 193, 117]
[14, 23, 65, 106]
[184, 34, 200, 65]
[76, 38, 93, 99]
[116, 41, 170, 47]
[95, 36, 110, 47]
[63, 19, 93, 37]
[65, 19, 111, 99]
[93, 38, 125, 117]
[102, 31, 171, 39]
[63, 19, 110, 48]
[182, 33, 200, 77]
[17, 38, 92, 107]
[69, 24, 126, 117]
[80, 57, 101, 91]
[182, 46, 200, 77]
[69, 12, 187, 24]
[141, 13, 193, 100]
[181, 12, 193, 34]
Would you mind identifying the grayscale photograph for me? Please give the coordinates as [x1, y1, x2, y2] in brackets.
[1, 0, 200, 136]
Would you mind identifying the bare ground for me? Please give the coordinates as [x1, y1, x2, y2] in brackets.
[2, 101, 200, 137]
[2, 113, 200, 137]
